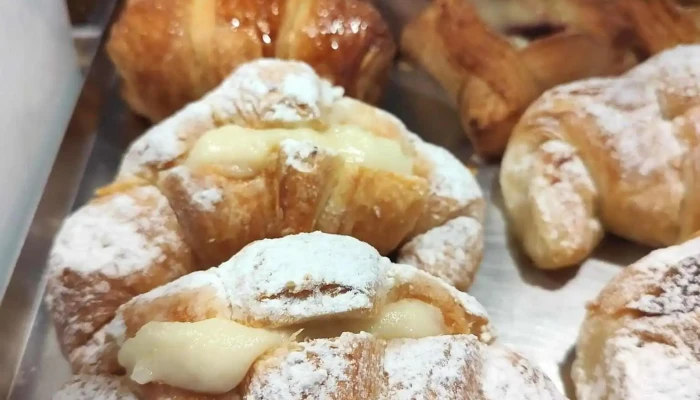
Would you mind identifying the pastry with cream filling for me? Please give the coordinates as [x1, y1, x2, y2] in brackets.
[46, 58, 484, 375]
[53, 232, 565, 399]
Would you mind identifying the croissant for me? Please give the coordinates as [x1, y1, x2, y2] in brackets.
[400, 0, 637, 158]
[618, 0, 700, 56]
[572, 235, 700, 400]
[107, 0, 396, 122]
[46, 59, 485, 373]
[51, 232, 566, 400]
[500, 44, 700, 269]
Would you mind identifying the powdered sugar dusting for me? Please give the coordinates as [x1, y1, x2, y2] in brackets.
[398, 216, 483, 290]
[280, 139, 335, 173]
[53, 375, 136, 400]
[413, 140, 482, 206]
[575, 236, 700, 400]
[245, 332, 370, 399]
[631, 256, 700, 315]
[136, 269, 227, 303]
[166, 166, 224, 212]
[119, 101, 214, 178]
[216, 232, 391, 326]
[212, 59, 343, 126]
[481, 345, 565, 400]
[383, 335, 480, 399]
[48, 186, 173, 278]
[536, 46, 700, 181]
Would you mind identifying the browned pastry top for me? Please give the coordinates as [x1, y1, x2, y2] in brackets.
[107, 0, 396, 122]
[401, 0, 637, 158]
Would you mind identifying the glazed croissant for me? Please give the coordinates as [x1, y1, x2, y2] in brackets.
[107, 0, 396, 122]
[400, 0, 637, 158]
[500, 44, 700, 269]
[46, 59, 485, 374]
[52, 233, 565, 400]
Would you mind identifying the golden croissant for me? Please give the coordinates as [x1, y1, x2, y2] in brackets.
[45, 59, 486, 377]
[573, 235, 700, 400]
[500, 44, 700, 269]
[107, 0, 396, 122]
[400, 0, 636, 158]
[51, 233, 565, 399]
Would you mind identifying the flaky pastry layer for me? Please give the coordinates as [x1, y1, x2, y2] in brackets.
[573, 235, 700, 400]
[52, 232, 565, 400]
[501, 44, 700, 269]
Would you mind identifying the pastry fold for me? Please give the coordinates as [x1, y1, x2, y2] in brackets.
[500, 45, 700, 269]
[573, 235, 700, 400]
[52, 232, 564, 400]
[46, 59, 485, 375]
[401, 0, 636, 158]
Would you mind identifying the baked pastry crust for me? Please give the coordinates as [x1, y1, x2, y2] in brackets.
[400, 0, 636, 158]
[618, 0, 700, 56]
[46, 59, 484, 371]
[572, 235, 700, 400]
[107, 0, 396, 122]
[52, 232, 564, 399]
[500, 45, 700, 269]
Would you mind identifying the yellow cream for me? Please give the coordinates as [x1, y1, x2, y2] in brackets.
[297, 299, 448, 340]
[363, 299, 448, 339]
[186, 124, 414, 176]
[118, 318, 287, 394]
[118, 299, 446, 394]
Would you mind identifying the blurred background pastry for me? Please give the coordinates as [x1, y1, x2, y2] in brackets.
[107, 0, 396, 122]
[401, 0, 636, 159]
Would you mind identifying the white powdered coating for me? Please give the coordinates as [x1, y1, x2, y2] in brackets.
[135, 269, 227, 303]
[537, 46, 700, 181]
[280, 139, 336, 173]
[245, 332, 366, 399]
[119, 101, 214, 177]
[631, 256, 700, 315]
[216, 232, 390, 325]
[48, 186, 172, 278]
[191, 187, 223, 212]
[212, 59, 343, 125]
[575, 236, 700, 400]
[53, 375, 136, 400]
[601, 318, 700, 400]
[623, 237, 700, 316]
[481, 345, 565, 400]
[398, 216, 483, 289]
[166, 166, 224, 212]
[383, 335, 480, 400]
[414, 140, 483, 209]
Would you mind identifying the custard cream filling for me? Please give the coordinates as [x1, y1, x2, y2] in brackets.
[186, 124, 414, 176]
[117, 299, 447, 394]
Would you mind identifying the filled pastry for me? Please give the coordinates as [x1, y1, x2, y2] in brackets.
[46, 58, 485, 374]
[500, 44, 700, 269]
[572, 234, 700, 400]
[52, 232, 566, 399]
[107, 0, 396, 122]
[400, 0, 636, 158]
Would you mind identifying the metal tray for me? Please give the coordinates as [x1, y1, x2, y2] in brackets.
[0, 2, 653, 399]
